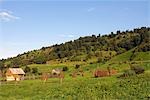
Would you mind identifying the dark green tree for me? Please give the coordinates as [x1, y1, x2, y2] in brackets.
[24, 66, 31, 73]
[32, 68, 38, 74]
[62, 66, 68, 71]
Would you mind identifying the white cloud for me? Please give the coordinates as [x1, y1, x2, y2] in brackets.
[0, 10, 20, 22]
[87, 7, 95, 12]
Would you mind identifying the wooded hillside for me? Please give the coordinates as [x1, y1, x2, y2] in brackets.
[0, 27, 150, 68]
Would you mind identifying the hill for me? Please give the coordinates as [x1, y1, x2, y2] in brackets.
[0, 27, 150, 71]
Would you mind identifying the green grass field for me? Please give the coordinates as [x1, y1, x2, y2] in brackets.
[0, 72, 150, 100]
[0, 51, 150, 99]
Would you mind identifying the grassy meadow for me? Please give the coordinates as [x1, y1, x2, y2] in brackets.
[0, 51, 150, 99]
[0, 72, 150, 100]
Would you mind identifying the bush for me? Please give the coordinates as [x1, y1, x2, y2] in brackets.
[24, 66, 31, 73]
[38, 72, 42, 75]
[119, 66, 145, 78]
[75, 64, 80, 69]
[90, 62, 93, 64]
[131, 66, 145, 74]
[32, 68, 38, 74]
[62, 66, 68, 71]
[97, 57, 103, 63]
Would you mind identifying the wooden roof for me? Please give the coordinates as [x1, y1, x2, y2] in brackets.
[8, 68, 25, 75]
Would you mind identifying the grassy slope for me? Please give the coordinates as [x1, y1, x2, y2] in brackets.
[109, 50, 133, 62]
[0, 72, 149, 99]
[132, 51, 150, 61]
[98, 51, 150, 71]
[25, 51, 150, 74]
[96, 50, 133, 72]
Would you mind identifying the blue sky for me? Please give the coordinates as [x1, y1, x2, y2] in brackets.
[0, 0, 149, 59]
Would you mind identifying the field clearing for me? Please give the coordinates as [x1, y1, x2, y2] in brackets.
[0, 72, 150, 100]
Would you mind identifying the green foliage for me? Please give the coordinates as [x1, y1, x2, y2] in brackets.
[0, 61, 4, 70]
[97, 57, 103, 63]
[118, 35, 141, 50]
[136, 42, 150, 52]
[62, 66, 68, 71]
[32, 68, 38, 74]
[33, 54, 47, 64]
[11, 57, 22, 67]
[131, 66, 145, 74]
[75, 64, 80, 69]
[24, 66, 31, 73]
[0, 61, 5, 77]
[119, 65, 145, 78]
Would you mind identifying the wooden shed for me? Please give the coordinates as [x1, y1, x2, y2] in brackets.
[6, 68, 25, 81]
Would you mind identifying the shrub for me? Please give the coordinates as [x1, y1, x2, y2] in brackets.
[119, 66, 145, 78]
[83, 59, 87, 62]
[131, 66, 145, 74]
[24, 66, 31, 73]
[75, 64, 80, 69]
[38, 72, 42, 75]
[62, 66, 68, 71]
[97, 57, 103, 63]
[90, 62, 93, 64]
[32, 68, 38, 74]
